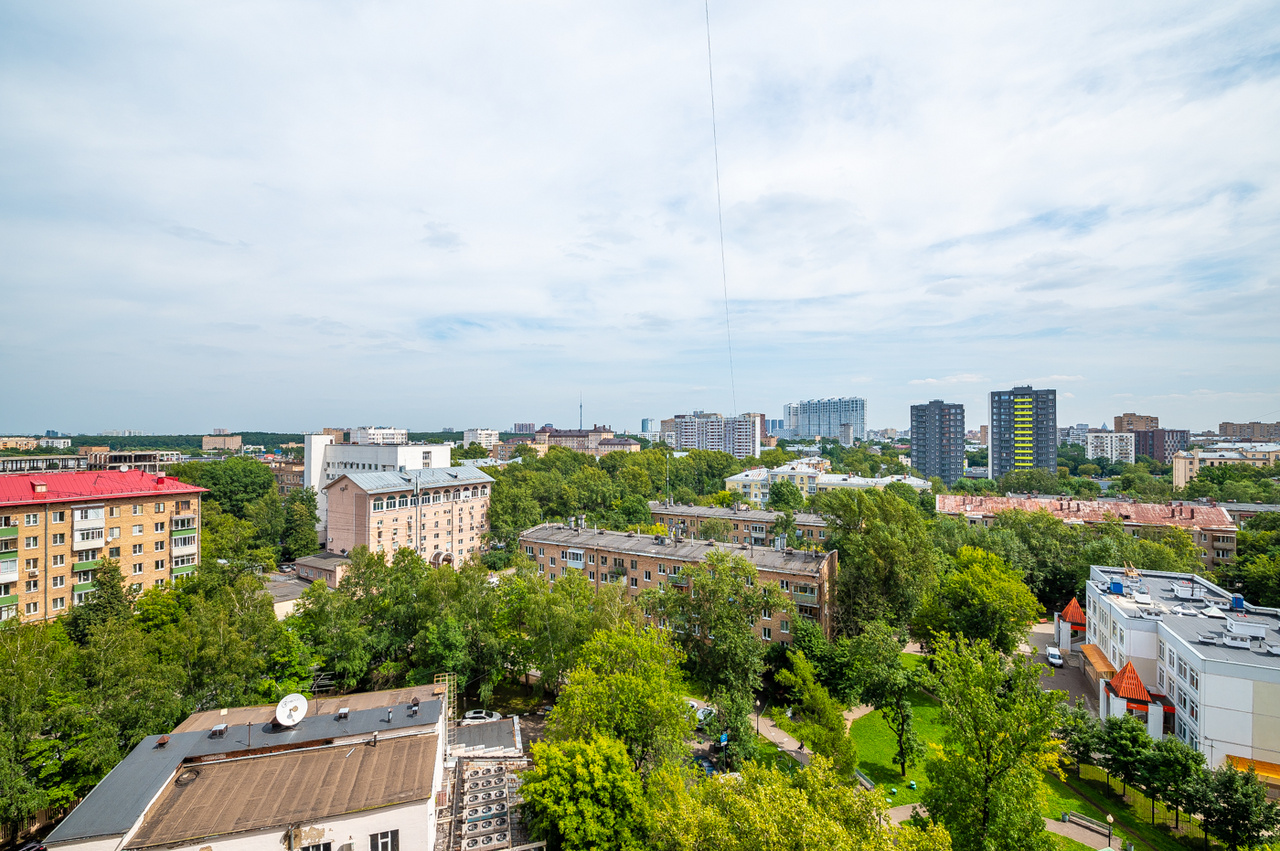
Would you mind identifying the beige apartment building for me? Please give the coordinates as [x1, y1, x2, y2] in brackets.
[1173, 444, 1280, 488]
[268, 458, 306, 496]
[201, 434, 242, 452]
[1115, 413, 1160, 433]
[519, 523, 837, 640]
[0, 470, 205, 624]
[324, 467, 494, 564]
[648, 501, 830, 547]
[0, 437, 39, 451]
[530, 425, 640, 458]
[1219, 421, 1280, 441]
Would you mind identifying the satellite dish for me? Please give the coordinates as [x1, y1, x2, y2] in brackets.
[275, 693, 308, 727]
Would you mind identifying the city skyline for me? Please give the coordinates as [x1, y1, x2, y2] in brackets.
[3, 2, 1278, 434]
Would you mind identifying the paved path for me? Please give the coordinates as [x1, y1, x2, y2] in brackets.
[886, 804, 1114, 848]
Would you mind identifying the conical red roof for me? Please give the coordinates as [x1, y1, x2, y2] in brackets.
[1109, 661, 1151, 702]
[1061, 598, 1086, 626]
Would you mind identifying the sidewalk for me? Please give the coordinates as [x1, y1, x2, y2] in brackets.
[886, 803, 1113, 848]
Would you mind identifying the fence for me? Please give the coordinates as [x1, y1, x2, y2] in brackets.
[1074, 764, 1216, 848]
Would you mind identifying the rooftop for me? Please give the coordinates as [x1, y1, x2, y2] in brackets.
[520, 523, 832, 576]
[323, 466, 494, 494]
[0, 469, 206, 507]
[937, 494, 1235, 530]
[647, 501, 827, 527]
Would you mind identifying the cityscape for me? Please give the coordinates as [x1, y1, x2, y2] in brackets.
[3, 3, 1280, 851]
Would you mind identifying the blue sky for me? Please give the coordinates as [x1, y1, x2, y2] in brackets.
[2, 1, 1278, 435]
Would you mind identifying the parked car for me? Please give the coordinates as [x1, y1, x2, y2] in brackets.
[462, 709, 501, 723]
[695, 707, 716, 729]
[685, 699, 699, 713]
[1045, 647, 1064, 668]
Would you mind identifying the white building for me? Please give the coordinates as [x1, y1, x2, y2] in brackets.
[463, 428, 501, 450]
[725, 457, 928, 507]
[37, 437, 72, 449]
[672, 412, 760, 460]
[1059, 423, 1091, 446]
[350, 426, 409, 445]
[1085, 432, 1136, 464]
[1080, 565, 1280, 793]
[784, 397, 867, 441]
[303, 433, 451, 530]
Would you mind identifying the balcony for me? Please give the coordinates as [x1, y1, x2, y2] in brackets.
[73, 581, 96, 594]
[792, 591, 818, 605]
[0, 527, 18, 539]
[669, 574, 689, 587]
[609, 565, 626, 576]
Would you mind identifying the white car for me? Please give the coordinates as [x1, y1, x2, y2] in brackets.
[1045, 647, 1064, 668]
[462, 709, 502, 724]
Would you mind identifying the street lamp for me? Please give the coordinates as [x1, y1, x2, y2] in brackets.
[1106, 813, 1114, 848]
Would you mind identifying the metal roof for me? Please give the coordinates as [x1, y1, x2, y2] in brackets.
[0, 469, 206, 508]
[322, 466, 494, 494]
[648, 501, 828, 527]
[938, 494, 1236, 530]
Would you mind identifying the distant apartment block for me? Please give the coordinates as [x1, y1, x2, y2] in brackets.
[1133, 429, 1190, 464]
[462, 428, 500, 449]
[783, 397, 867, 441]
[531, 425, 640, 458]
[725, 458, 928, 507]
[267, 458, 306, 496]
[1173, 444, 1280, 489]
[1, 470, 205, 624]
[0, 456, 89, 475]
[911, 400, 965, 485]
[640, 418, 658, 433]
[1059, 423, 1090, 446]
[1115, 413, 1160, 433]
[201, 434, 242, 452]
[37, 437, 72, 449]
[350, 426, 409, 445]
[670, 412, 761, 460]
[0, 437, 38, 451]
[1219, 421, 1280, 441]
[1085, 432, 1136, 464]
[988, 386, 1057, 478]
[303, 433, 451, 530]
[323, 467, 493, 564]
[937, 494, 1236, 568]
[520, 522, 837, 639]
[78, 447, 182, 474]
[512, 422, 536, 434]
[649, 501, 830, 547]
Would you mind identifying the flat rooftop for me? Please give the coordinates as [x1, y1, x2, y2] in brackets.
[1090, 566, 1280, 669]
[520, 524, 831, 576]
[648, 501, 827, 527]
[939, 494, 1235, 530]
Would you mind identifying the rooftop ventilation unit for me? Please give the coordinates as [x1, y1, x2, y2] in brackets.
[210, 723, 228, 738]
[337, 707, 350, 720]
[1222, 633, 1252, 649]
[156, 734, 170, 748]
[1197, 632, 1219, 645]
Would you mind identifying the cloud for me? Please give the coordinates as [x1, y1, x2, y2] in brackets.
[420, 222, 463, 250]
[909, 374, 986, 386]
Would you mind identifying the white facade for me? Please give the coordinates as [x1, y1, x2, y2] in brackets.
[351, 426, 409, 445]
[463, 428, 501, 449]
[1085, 432, 1135, 464]
[304, 434, 451, 529]
[672, 413, 760, 460]
[784, 397, 867, 441]
[1084, 566, 1280, 771]
[38, 437, 72, 448]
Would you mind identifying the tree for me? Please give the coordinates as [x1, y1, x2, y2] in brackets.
[282, 487, 320, 560]
[707, 686, 757, 771]
[770, 510, 800, 549]
[453, 441, 492, 461]
[1194, 763, 1280, 851]
[910, 547, 1043, 654]
[547, 625, 694, 773]
[1097, 713, 1150, 796]
[245, 489, 286, 555]
[1137, 736, 1204, 827]
[774, 650, 858, 775]
[170, 456, 275, 518]
[1056, 699, 1101, 777]
[922, 636, 1062, 851]
[697, 517, 732, 543]
[640, 548, 788, 698]
[766, 478, 805, 511]
[64, 558, 134, 645]
[817, 488, 940, 635]
[849, 622, 921, 776]
[520, 736, 651, 851]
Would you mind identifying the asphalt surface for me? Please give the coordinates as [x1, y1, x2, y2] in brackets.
[1027, 622, 1097, 713]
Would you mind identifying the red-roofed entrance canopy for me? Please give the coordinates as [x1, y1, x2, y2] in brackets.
[1061, 598, 1086, 627]
[1108, 661, 1151, 703]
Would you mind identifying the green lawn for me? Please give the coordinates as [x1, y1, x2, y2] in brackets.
[846, 691, 944, 807]
[754, 735, 803, 775]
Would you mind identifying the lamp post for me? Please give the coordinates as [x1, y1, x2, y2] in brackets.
[1106, 813, 1114, 848]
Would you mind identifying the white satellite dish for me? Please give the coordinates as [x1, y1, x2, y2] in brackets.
[275, 693, 308, 727]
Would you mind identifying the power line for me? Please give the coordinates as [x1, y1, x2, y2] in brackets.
[704, 0, 738, 417]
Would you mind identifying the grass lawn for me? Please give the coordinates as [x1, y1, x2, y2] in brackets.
[846, 690, 943, 807]
[754, 735, 803, 775]
[1051, 835, 1098, 851]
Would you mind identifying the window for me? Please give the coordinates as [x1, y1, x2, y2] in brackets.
[1188, 671, 1199, 691]
[154, 540, 166, 552]
[24, 536, 38, 549]
[133, 504, 143, 515]
[538, 547, 544, 557]
[630, 560, 637, 570]
[25, 602, 38, 615]
[370, 831, 399, 851]
[51, 597, 65, 610]
[154, 522, 165, 533]
[23, 557, 38, 571]
[779, 579, 790, 591]
[132, 543, 144, 555]
[588, 555, 595, 564]
[25, 579, 38, 593]
[132, 524, 143, 535]
[525, 546, 534, 556]
[302, 844, 332, 851]
[155, 559, 166, 570]
[153, 503, 163, 513]
[644, 570, 651, 581]
[658, 564, 666, 574]
[1157, 667, 1165, 689]
[24, 514, 38, 526]
[630, 577, 638, 588]
[1177, 658, 1187, 681]
[108, 547, 120, 558]
[51, 575, 64, 588]
[109, 506, 121, 517]
[50, 511, 64, 523]
[108, 526, 120, 539]
[133, 563, 143, 575]
[762, 627, 772, 641]
[762, 608, 772, 620]
[780, 620, 790, 634]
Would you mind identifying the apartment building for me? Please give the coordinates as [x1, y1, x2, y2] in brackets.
[1058, 423, 1090, 446]
[350, 426, 410, 445]
[1219, 422, 1280, 441]
[936, 494, 1236, 568]
[201, 434, 242, 452]
[1115, 413, 1160, 433]
[1133, 429, 1191, 464]
[267, 458, 306, 496]
[463, 428, 501, 449]
[0, 470, 205, 624]
[988, 385, 1057, 478]
[911, 400, 965, 485]
[1173, 444, 1280, 488]
[1079, 566, 1280, 790]
[519, 523, 837, 640]
[671, 412, 762, 460]
[38, 437, 72, 449]
[323, 467, 494, 564]
[531, 425, 640, 458]
[78, 447, 182, 473]
[1085, 432, 1136, 464]
[725, 458, 831, 507]
[303, 432, 452, 529]
[783, 397, 867, 441]
[0, 437, 39, 451]
[512, 422, 536, 433]
[0, 455, 89, 475]
[648, 501, 830, 547]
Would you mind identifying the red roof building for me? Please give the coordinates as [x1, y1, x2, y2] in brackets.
[1061, 597, 1086, 627]
[0, 469, 205, 508]
[1108, 661, 1152, 703]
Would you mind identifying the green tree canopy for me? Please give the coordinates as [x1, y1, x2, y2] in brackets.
[1194, 763, 1280, 851]
[766, 478, 806, 511]
[774, 649, 858, 775]
[910, 547, 1043, 654]
[520, 736, 651, 851]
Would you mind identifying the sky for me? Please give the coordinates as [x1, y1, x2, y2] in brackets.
[2, 2, 1279, 436]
